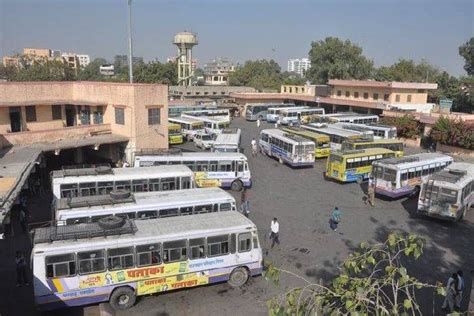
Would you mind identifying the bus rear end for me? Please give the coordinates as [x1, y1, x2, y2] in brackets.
[325, 153, 345, 181]
[293, 143, 315, 166]
[417, 183, 462, 221]
[314, 137, 331, 158]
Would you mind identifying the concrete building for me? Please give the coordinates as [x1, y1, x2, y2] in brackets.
[169, 85, 255, 100]
[61, 53, 80, 72]
[2, 56, 19, 67]
[204, 58, 235, 86]
[100, 64, 115, 76]
[232, 79, 438, 115]
[77, 54, 91, 67]
[23, 48, 51, 58]
[287, 58, 311, 76]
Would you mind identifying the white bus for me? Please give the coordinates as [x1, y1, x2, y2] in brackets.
[212, 128, 242, 153]
[302, 124, 364, 150]
[266, 105, 304, 122]
[32, 212, 263, 311]
[372, 153, 453, 199]
[331, 123, 375, 140]
[259, 129, 315, 167]
[334, 123, 396, 140]
[279, 107, 325, 125]
[418, 162, 473, 221]
[245, 103, 293, 121]
[183, 108, 230, 119]
[51, 165, 195, 200]
[318, 113, 379, 124]
[168, 117, 205, 141]
[55, 187, 236, 226]
[182, 114, 230, 135]
[134, 152, 251, 191]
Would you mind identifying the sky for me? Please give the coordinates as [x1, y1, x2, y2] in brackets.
[0, 0, 473, 77]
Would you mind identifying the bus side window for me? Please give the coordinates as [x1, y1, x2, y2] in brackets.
[180, 206, 193, 216]
[136, 243, 161, 267]
[181, 176, 192, 189]
[219, 203, 231, 212]
[161, 177, 175, 191]
[207, 235, 229, 257]
[115, 180, 131, 191]
[189, 238, 206, 259]
[116, 212, 136, 220]
[107, 247, 135, 271]
[78, 250, 106, 275]
[159, 208, 179, 218]
[195, 205, 212, 214]
[230, 234, 236, 254]
[79, 182, 96, 197]
[98, 181, 114, 195]
[132, 179, 147, 192]
[237, 161, 244, 172]
[209, 161, 218, 172]
[163, 240, 187, 263]
[149, 178, 160, 191]
[138, 210, 158, 219]
[46, 254, 76, 278]
[238, 233, 252, 253]
[60, 184, 78, 198]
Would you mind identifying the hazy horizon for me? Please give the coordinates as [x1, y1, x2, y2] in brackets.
[1, 0, 472, 77]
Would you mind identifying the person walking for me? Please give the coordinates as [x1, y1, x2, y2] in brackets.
[367, 177, 375, 207]
[15, 251, 29, 286]
[455, 270, 464, 311]
[257, 118, 261, 128]
[275, 118, 281, 129]
[19, 209, 28, 234]
[442, 273, 458, 312]
[251, 138, 258, 157]
[329, 207, 342, 231]
[270, 218, 280, 248]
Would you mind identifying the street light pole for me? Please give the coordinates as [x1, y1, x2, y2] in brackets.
[127, 0, 134, 83]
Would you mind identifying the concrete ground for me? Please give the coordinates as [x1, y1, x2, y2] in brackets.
[0, 117, 472, 316]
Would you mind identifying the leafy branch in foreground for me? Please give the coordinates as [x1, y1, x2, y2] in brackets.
[264, 233, 445, 315]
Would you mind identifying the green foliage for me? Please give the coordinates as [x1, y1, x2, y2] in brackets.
[3, 56, 76, 81]
[459, 37, 474, 76]
[380, 115, 422, 139]
[430, 117, 473, 149]
[76, 58, 110, 81]
[229, 59, 286, 91]
[306, 37, 374, 84]
[265, 233, 443, 315]
[133, 61, 178, 85]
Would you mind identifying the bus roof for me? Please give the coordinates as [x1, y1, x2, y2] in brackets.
[182, 114, 230, 123]
[332, 148, 394, 158]
[169, 117, 204, 124]
[261, 129, 314, 145]
[303, 124, 363, 137]
[375, 153, 452, 168]
[51, 165, 193, 184]
[33, 212, 255, 251]
[246, 103, 294, 107]
[214, 134, 241, 146]
[168, 123, 181, 129]
[134, 152, 248, 160]
[322, 112, 379, 119]
[56, 187, 232, 212]
[344, 138, 403, 145]
[268, 106, 307, 111]
[280, 107, 324, 114]
[429, 162, 474, 186]
[282, 126, 330, 142]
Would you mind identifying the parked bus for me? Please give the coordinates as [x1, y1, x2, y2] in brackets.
[266, 105, 304, 123]
[331, 123, 375, 140]
[168, 117, 205, 141]
[134, 152, 251, 191]
[245, 103, 293, 121]
[168, 104, 217, 118]
[325, 148, 396, 183]
[212, 128, 242, 153]
[51, 165, 195, 200]
[55, 187, 236, 226]
[182, 114, 230, 135]
[372, 153, 453, 199]
[341, 139, 404, 157]
[32, 212, 263, 311]
[316, 113, 379, 124]
[281, 126, 331, 158]
[334, 123, 396, 140]
[183, 109, 230, 119]
[302, 124, 365, 150]
[417, 162, 473, 221]
[168, 123, 184, 145]
[279, 107, 325, 125]
[259, 129, 315, 167]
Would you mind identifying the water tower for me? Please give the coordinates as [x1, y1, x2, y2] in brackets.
[173, 31, 198, 86]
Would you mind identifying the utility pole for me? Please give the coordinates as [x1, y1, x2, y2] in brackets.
[127, 0, 134, 83]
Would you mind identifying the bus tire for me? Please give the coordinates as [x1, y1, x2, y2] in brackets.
[228, 267, 249, 287]
[109, 286, 136, 311]
[231, 180, 243, 192]
[98, 216, 125, 230]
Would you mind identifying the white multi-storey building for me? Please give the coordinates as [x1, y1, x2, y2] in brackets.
[287, 58, 311, 76]
[77, 54, 91, 67]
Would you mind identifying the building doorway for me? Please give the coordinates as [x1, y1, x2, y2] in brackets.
[65, 105, 76, 127]
[9, 107, 22, 132]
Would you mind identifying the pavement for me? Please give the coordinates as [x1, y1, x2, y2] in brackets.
[0, 117, 472, 316]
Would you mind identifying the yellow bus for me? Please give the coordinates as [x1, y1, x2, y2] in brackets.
[341, 139, 404, 157]
[325, 148, 396, 183]
[168, 123, 184, 145]
[281, 126, 331, 158]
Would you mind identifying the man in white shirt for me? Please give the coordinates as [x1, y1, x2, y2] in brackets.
[270, 218, 280, 248]
[251, 138, 258, 157]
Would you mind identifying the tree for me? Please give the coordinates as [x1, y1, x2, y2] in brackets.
[5, 56, 76, 81]
[459, 37, 474, 76]
[265, 233, 444, 315]
[229, 59, 285, 91]
[430, 117, 473, 149]
[306, 37, 374, 84]
[132, 61, 178, 85]
[76, 58, 109, 81]
[379, 115, 422, 139]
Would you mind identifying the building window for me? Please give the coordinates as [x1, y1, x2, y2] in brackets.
[373, 93, 379, 100]
[301, 88, 305, 93]
[93, 106, 103, 124]
[25, 106, 37, 122]
[345, 91, 350, 97]
[115, 108, 125, 125]
[384, 94, 389, 101]
[295, 87, 299, 93]
[52, 105, 62, 120]
[363, 92, 369, 99]
[283, 87, 287, 93]
[337, 90, 342, 96]
[407, 95, 412, 102]
[148, 108, 161, 125]
[417, 89, 425, 93]
[289, 87, 292, 93]
[395, 95, 400, 102]
[354, 92, 359, 98]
